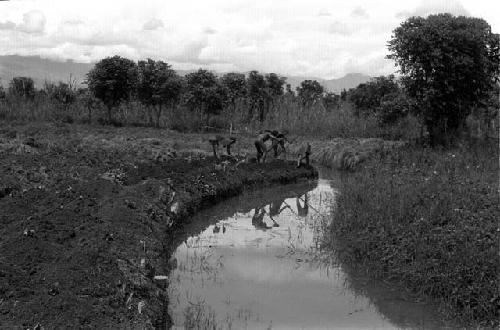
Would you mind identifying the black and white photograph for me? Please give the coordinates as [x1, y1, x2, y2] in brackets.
[0, 0, 498, 329]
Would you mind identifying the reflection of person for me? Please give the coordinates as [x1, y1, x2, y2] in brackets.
[269, 198, 290, 218]
[251, 207, 279, 230]
[296, 193, 309, 217]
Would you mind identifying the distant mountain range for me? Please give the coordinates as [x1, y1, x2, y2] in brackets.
[0, 55, 371, 93]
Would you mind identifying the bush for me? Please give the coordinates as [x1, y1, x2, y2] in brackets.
[376, 92, 410, 125]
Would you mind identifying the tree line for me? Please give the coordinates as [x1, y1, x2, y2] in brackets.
[0, 58, 343, 128]
[1, 13, 498, 145]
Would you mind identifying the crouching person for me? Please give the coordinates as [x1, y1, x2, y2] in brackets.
[209, 135, 237, 159]
[296, 143, 311, 168]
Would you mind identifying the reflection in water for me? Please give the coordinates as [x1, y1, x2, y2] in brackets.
[296, 193, 309, 217]
[167, 176, 447, 330]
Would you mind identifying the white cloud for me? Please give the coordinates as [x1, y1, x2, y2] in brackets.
[203, 27, 217, 35]
[0, 10, 46, 34]
[18, 10, 46, 33]
[0, 0, 498, 78]
[351, 6, 369, 19]
[396, 0, 470, 18]
[328, 21, 354, 36]
[143, 18, 164, 31]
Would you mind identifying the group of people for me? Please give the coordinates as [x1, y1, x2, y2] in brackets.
[209, 129, 311, 168]
[254, 129, 311, 168]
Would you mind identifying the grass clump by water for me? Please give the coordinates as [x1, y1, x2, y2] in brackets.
[326, 140, 499, 327]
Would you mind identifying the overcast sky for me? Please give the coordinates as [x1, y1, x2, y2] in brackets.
[0, 0, 498, 79]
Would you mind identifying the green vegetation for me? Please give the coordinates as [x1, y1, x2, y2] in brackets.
[388, 14, 499, 146]
[326, 141, 499, 326]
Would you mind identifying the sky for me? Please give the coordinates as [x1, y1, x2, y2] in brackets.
[0, 0, 498, 79]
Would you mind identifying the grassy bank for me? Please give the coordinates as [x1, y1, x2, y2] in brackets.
[0, 94, 420, 140]
[326, 140, 499, 326]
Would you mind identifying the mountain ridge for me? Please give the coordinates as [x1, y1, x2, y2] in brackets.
[0, 55, 371, 92]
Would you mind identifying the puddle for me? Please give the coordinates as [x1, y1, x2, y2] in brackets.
[167, 171, 449, 329]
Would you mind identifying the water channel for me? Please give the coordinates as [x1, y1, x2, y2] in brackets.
[167, 169, 448, 329]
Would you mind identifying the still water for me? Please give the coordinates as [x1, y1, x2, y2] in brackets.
[167, 171, 447, 329]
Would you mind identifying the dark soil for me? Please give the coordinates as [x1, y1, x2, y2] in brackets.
[0, 124, 317, 329]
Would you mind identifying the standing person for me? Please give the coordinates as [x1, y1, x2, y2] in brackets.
[266, 129, 290, 159]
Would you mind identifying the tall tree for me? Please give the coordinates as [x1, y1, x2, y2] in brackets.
[388, 14, 499, 145]
[246, 70, 267, 122]
[86, 55, 138, 122]
[184, 69, 225, 127]
[221, 72, 247, 127]
[137, 59, 183, 127]
[264, 73, 286, 121]
[265, 73, 286, 97]
[221, 73, 246, 109]
[296, 80, 324, 107]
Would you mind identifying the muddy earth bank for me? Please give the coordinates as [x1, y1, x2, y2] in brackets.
[0, 123, 317, 329]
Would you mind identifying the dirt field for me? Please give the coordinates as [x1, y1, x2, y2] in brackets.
[0, 123, 317, 329]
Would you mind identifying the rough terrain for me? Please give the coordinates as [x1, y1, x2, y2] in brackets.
[0, 123, 317, 329]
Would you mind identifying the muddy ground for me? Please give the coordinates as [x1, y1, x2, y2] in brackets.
[0, 123, 317, 329]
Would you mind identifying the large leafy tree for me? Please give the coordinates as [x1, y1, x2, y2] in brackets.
[87, 55, 138, 122]
[296, 80, 324, 107]
[184, 69, 225, 126]
[221, 72, 246, 110]
[388, 14, 499, 145]
[261, 73, 286, 121]
[265, 73, 286, 97]
[137, 59, 183, 127]
[246, 70, 267, 122]
[221, 72, 247, 127]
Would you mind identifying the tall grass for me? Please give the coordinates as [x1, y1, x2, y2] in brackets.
[0, 94, 420, 139]
[325, 140, 499, 326]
